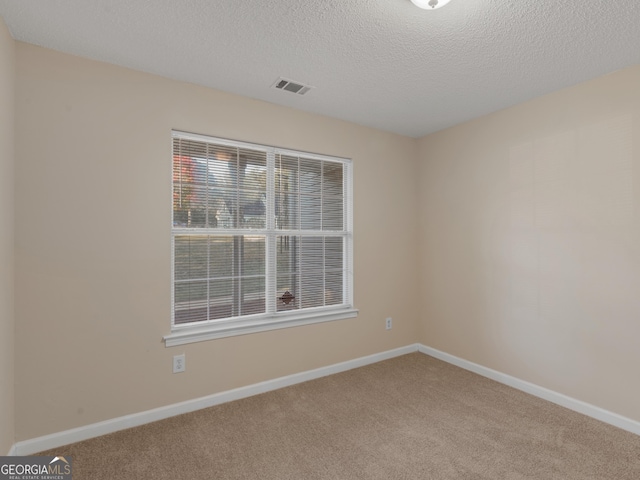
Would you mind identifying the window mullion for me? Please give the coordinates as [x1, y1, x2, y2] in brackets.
[345, 162, 353, 307]
[296, 156, 301, 310]
[205, 145, 211, 322]
[266, 150, 276, 314]
[171, 234, 176, 327]
[320, 162, 325, 307]
[207, 235, 210, 323]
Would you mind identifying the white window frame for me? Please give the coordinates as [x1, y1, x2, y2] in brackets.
[164, 131, 357, 347]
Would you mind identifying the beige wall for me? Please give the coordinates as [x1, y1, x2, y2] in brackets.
[0, 16, 15, 454]
[418, 66, 640, 422]
[13, 32, 640, 444]
[14, 43, 420, 440]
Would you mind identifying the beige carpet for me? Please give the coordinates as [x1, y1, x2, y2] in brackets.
[40, 353, 640, 479]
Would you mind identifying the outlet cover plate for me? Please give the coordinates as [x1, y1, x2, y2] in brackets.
[173, 354, 186, 373]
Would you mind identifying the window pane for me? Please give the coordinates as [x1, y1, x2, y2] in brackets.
[173, 235, 266, 324]
[239, 149, 266, 191]
[300, 195, 321, 230]
[300, 237, 324, 309]
[322, 162, 344, 231]
[325, 272, 343, 306]
[301, 236, 323, 266]
[173, 183, 207, 227]
[209, 187, 235, 229]
[208, 145, 237, 184]
[174, 237, 190, 281]
[323, 162, 343, 196]
[205, 187, 225, 228]
[300, 271, 324, 308]
[209, 278, 233, 321]
[174, 235, 208, 281]
[276, 155, 299, 193]
[238, 150, 266, 229]
[300, 158, 322, 195]
[241, 277, 266, 315]
[242, 237, 266, 276]
[276, 155, 299, 230]
[276, 192, 299, 230]
[174, 280, 208, 305]
[209, 236, 233, 279]
[206, 145, 237, 229]
[324, 237, 343, 271]
[173, 140, 215, 228]
[276, 235, 298, 275]
[174, 281, 208, 324]
[240, 190, 266, 228]
[173, 140, 268, 230]
[322, 195, 344, 230]
[173, 140, 207, 187]
[277, 274, 299, 312]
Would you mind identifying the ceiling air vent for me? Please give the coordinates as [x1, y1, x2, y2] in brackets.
[272, 77, 313, 96]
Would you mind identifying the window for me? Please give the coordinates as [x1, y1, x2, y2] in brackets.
[165, 131, 356, 346]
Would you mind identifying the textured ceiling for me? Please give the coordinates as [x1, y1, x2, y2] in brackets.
[1, 0, 639, 138]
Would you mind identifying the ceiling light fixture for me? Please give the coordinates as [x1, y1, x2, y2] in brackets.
[410, 0, 452, 9]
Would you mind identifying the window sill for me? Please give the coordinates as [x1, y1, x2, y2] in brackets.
[164, 307, 359, 347]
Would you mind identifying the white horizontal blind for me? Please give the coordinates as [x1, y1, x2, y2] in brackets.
[274, 153, 347, 313]
[172, 131, 352, 329]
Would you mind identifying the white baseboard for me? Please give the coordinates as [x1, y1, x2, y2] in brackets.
[13, 344, 419, 455]
[418, 344, 640, 437]
[12, 342, 639, 455]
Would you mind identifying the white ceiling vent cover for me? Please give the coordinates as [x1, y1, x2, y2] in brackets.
[272, 77, 314, 96]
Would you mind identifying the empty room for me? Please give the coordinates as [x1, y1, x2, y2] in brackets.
[1, 1, 640, 478]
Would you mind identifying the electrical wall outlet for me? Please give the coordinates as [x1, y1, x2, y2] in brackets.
[173, 353, 186, 373]
[385, 317, 392, 330]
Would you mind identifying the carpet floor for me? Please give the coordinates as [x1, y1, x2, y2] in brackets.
[39, 353, 640, 479]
